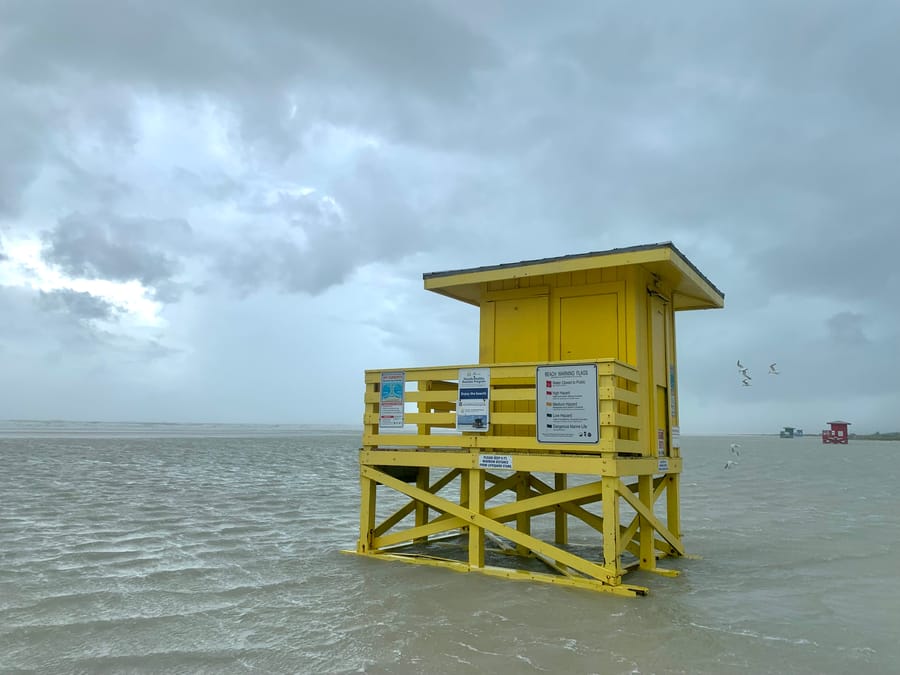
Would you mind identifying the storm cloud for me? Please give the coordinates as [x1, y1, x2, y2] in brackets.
[38, 288, 117, 322]
[1, 1, 898, 430]
[41, 212, 192, 301]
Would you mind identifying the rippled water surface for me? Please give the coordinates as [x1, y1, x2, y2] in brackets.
[2, 422, 898, 674]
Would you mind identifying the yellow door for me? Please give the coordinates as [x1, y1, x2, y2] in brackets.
[491, 296, 549, 363]
[559, 293, 620, 360]
[482, 295, 548, 437]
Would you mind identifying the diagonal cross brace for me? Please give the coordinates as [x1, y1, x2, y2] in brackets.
[615, 478, 684, 556]
[363, 466, 620, 584]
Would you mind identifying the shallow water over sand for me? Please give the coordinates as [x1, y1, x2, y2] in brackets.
[2, 423, 898, 674]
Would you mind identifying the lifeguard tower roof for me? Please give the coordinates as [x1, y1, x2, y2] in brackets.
[424, 241, 724, 311]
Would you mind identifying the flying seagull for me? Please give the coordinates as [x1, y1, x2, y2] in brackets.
[724, 459, 739, 469]
[736, 360, 744, 369]
[740, 368, 751, 379]
[730, 443, 741, 455]
[769, 363, 780, 375]
[742, 379, 751, 387]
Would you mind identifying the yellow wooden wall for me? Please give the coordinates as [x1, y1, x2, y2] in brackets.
[476, 265, 678, 456]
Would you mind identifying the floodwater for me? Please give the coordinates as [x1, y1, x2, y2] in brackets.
[1, 422, 898, 674]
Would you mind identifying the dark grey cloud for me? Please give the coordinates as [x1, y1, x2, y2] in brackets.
[2, 0, 498, 294]
[38, 289, 117, 321]
[2, 0, 496, 94]
[0, 284, 175, 368]
[10, 0, 895, 303]
[454, 3, 900, 319]
[170, 167, 241, 203]
[40, 212, 193, 300]
[0, 0, 498, 166]
[213, 148, 431, 295]
[0, 95, 49, 216]
[826, 311, 868, 346]
[56, 157, 134, 207]
[2, 1, 899, 430]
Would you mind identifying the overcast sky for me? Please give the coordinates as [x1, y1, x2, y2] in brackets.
[1, 1, 898, 434]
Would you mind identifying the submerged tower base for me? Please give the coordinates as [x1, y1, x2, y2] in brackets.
[346, 361, 686, 597]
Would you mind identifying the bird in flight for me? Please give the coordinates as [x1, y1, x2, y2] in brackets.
[769, 363, 780, 375]
[724, 459, 739, 469]
[742, 379, 751, 387]
[736, 360, 744, 369]
[740, 368, 751, 379]
[730, 443, 741, 455]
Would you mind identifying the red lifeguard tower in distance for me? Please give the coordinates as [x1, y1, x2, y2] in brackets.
[822, 420, 850, 444]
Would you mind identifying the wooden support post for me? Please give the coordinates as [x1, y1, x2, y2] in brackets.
[516, 471, 531, 555]
[459, 467, 470, 533]
[414, 467, 430, 542]
[415, 379, 432, 542]
[601, 476, 622, 582]
[666, 473, 681, 544]
[358, 472, 376, 554]
[468, 468, 485, 568]
[554, 472, 568, 545]
[638, 474, 655, 570]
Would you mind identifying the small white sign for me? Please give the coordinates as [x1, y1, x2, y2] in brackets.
[657, 428, 666, 456]
[478, 454, 513, 470]
[658, 459, 669, 472]
[457, 367, 490, 432]
[379, 371, 405, 430]
[669, 365, 678, 420]
[671, 426, 680, 448]
[536, 364, 599, 444]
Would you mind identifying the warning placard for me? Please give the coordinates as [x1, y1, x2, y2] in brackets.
[536, 364, 599, 444]
[378, 371, 405, 430]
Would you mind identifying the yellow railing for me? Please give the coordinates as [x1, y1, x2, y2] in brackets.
[363, 359, 643, 455]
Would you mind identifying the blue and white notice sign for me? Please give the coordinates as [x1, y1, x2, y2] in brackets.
[379, 371, 405, 430]
[456, 367, 490, 432]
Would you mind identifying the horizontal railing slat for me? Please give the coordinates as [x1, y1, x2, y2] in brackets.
[363, 358, 646, 456]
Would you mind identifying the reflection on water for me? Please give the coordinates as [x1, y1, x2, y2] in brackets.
[1, 425, 898, 674]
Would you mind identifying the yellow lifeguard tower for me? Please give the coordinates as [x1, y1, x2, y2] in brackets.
[351, 242, 723, 596]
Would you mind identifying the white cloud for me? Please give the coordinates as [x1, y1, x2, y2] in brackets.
[0, 235, 164, 328]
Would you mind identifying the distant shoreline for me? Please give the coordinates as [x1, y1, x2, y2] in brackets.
[850, 433, 900, 441]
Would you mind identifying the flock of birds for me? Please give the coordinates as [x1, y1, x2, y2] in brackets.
[726, 359, 782, 468]
[736, 359, 779, 387]
[724, 443, 741, 469]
